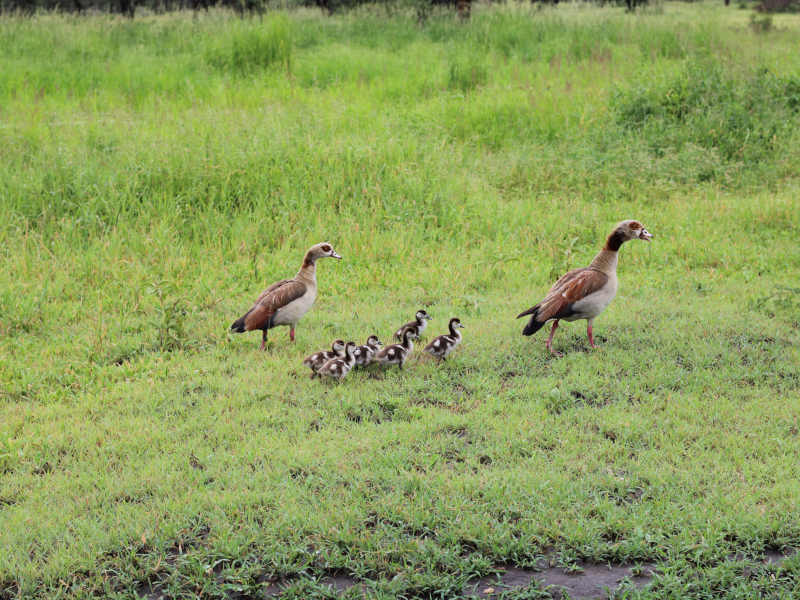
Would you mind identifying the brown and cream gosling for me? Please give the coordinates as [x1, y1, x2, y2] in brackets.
[352, 335, 383, 367]
[230, 242, 342, 350]
[376, 328, 417, 370]
[317, 342, 357, 382]
[516, 220, 653, 356]
[424, 318, 465, 361]
[394, 309, 431, 341]
[303, 339, 346, 378]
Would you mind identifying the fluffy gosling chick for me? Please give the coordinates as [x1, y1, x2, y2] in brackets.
[424, 318, 465, 361]
[353, 335, 383, 367]
[303, 339, 346, 378]
[394, 309, 431, 341]
[317, 342, 357, 382]
[376, 328, 417, 370]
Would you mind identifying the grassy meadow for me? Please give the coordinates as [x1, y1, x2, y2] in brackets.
[2, 2, 800, 597]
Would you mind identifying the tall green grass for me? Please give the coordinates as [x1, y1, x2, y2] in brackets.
[205, 14, 293, 73]
[1, 4, 799, 236]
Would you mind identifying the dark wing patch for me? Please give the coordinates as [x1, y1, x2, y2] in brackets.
[518, 268, 585, 319]
[244, 279, 307, 331]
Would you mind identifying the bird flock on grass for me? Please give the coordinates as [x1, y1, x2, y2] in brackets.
[301, 314, 466, 382]
[229, 220, 653, 378]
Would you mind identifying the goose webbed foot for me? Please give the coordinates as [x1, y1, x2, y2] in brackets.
[545, 320, 561, 357]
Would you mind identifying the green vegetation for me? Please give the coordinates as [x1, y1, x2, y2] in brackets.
[1, 3, 800, 598]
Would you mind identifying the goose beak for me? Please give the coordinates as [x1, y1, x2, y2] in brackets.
[331, 251, 343, 259]
[639, 229, 653, 242]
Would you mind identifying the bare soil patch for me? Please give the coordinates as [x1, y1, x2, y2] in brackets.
[465, 562, 656, 599]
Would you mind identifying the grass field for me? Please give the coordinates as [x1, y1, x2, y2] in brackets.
[2, 2, 800, 598]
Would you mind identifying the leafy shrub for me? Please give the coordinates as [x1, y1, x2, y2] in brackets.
[206, 15, 292, 75]
[613, 60, 800, 169]
[147, 281, 189, 352]
[749, 13, 773, 32]
[756, 0, 800, 12]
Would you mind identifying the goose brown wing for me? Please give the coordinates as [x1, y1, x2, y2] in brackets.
[256, 279, 291, 304]
[243, 279, 307, 331]
[518, 268, 608, 323]
[535, 268, 608, 322]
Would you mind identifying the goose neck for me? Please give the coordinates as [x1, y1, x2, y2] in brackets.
[296, 259, 317, 283]
[448, 321, 460, 338]
[588, 248, 618, 275]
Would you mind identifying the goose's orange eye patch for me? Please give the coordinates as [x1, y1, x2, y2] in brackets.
[321, 244, 332, 252]
[630, 222, 643, 230]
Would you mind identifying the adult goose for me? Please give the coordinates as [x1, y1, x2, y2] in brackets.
[230, 242, 342, 349]
[517, 220, 652, 356]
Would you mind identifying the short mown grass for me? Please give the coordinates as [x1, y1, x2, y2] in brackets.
[1, 2, 800, 598]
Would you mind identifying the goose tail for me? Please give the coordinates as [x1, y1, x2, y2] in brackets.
[519, 306, 544, 336]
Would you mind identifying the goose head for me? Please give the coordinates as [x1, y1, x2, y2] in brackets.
[416, 309, 431, 322]
[403, 328, 419, 342]
[331, 339, 346, 355]
[605, 220, 653, 251]
[366, 335, 383, 348]
[616, 220, 653, 243]
[449, 317, 465, 331]
[344, 341, 357, 358]
[306, 242, 343, 263]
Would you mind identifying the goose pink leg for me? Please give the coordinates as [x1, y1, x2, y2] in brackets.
[545, 320, 563, 357]
[587, 322, 596, 349]
[289, 326, 295, 342]
[260, 330, 268, 351]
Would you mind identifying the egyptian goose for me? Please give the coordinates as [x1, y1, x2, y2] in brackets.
[516, 220, 652, 356]
[230, 242, 342, 349]
[394, 309, 431, 341]
[375, 328, 417, 370]
[303, 339, 346, 377]
[317, 341, 357, 381]
[352, 335, 383, 367]
[424, 318, 465, 361]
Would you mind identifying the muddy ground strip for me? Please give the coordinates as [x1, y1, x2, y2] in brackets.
[137, 548, 795, 599]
